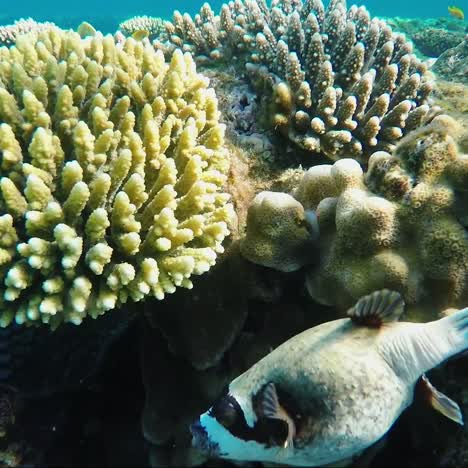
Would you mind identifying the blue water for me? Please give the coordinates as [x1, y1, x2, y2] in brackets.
[0, 0, 464, 33]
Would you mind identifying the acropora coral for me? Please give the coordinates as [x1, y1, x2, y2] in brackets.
[154, 0, 437, 163]
[0, 27, 233, 328]
[295, 116, 468, 311]
[0, 18, 57, 47]
[118, 16, 166, 41]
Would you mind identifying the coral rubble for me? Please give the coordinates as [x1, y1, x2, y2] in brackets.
[0, 28, 234, 328]
[155, 0, 437, 163]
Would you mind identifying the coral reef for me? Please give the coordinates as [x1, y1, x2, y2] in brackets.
[295, 116, 468, 312]
[0, 18, 57, 47]
[412, 29, 464, 57]
[433, 37, 468, 84]
[432, 80, 468, 153]
[154, 0, 437, 163]
[386, 16, 466, 58]
[0, 27, 233, 328]
[118, 16, 166, 41]
[239, 115, 468, 315]
[386, 16, 467, 37]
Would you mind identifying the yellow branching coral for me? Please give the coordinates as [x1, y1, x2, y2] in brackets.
[0, 28, 234, 328]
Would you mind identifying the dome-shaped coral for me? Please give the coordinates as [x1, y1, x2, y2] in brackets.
[300, 117, 468, 311]
[0, 28, 234, 328]
[240, 191, 318, 272]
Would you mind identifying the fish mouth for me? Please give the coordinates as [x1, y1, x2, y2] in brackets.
[189, 420, 221, 457]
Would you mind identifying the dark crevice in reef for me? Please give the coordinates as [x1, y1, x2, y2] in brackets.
[8, 319, 147, 467]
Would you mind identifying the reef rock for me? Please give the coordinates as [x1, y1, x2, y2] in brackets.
[433, 37, 468, 84]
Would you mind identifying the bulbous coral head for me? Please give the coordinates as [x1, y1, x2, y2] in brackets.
[302, 122, 468, 312]
[0, 28, 234, 328]
[240, 191, 319, 273]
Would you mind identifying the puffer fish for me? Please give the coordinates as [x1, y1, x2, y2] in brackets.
[191, 290, 468, 466]
[448, 5, 464, 20]
[131, 29, 150, 41]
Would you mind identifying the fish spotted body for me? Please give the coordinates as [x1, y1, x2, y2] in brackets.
[191, 291, 468, 466]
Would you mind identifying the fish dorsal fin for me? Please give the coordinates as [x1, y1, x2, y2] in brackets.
[418, 374, 464, 425]
[347, 290, 405, 327]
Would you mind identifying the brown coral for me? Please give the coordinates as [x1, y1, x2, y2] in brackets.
[301, 116, 468, 311]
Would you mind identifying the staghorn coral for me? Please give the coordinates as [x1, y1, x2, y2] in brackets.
[0, 28, 233, 328]
[154, 0, 437, 163]
[294, 116, 468, 312]
[118, 16, 166, 41]
[0, 18, 57, 47]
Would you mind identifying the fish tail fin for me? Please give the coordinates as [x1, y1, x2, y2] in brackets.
[379, 307, 468, 382]
[436, 307, 468, 356]
[418, 307, 468, 372]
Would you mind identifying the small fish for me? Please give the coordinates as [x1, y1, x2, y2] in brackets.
[448, 5, 464, 20]
[191, 290, 468, 466]
[131, 29, 150, 41]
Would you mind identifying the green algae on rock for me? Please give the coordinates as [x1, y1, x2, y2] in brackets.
[0, 27, 234, 328]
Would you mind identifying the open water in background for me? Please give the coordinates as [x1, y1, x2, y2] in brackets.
[0, 0, 464, 33]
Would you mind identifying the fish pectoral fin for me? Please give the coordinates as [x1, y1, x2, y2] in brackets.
[347, 290, 405, 327]
[259, 382, 282, 419]
[256, 382, 296, 447]
[419, 374, 464, 425]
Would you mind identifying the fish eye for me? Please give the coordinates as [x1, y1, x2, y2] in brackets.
[211, 397, 238, 428]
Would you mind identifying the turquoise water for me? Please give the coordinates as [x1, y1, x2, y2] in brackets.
[0, 0, 463, 32]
